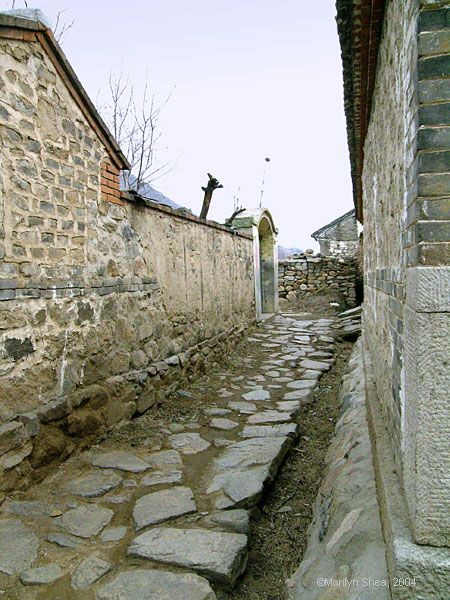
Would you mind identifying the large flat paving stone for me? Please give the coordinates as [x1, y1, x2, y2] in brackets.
[20, 564, 62, 586]
[4, 500, 61, 518]
[146, 449, 183, 469]
[92, 451, 150, 473]
[206, 436, 291, 507]
[299, 359, 331, 371]
[203, 509, 250, 535]
[169, 433, 211, 454]
[55, 505, 114, 538]
[286, 380, 316, 390]
[127, 527, 248, 586]
[276, 400, 302, 412]
[141, 470, 182, 486]
[205, 407, 232, 416]
[300, 369, 321, 380]
[100, 526, 127, 542]
[71, 554, 112, 589]
[228, 401, 257, 414]
[265, 370, 281, 377]
[133, 486, 196, 530]
[65, 470, 123, 498]
[46, 532, 82, 548]
[283, 389, 313, 401]
[240, 424, 298, 438]
[309, 351, 333, 359]
[247, 410, 291, 424]
[210, 418, 239, 430]
[0, 519, 39, 575]
[210, 465, 274, 508]
[241, 389, 270, 401]
[96, 569, 217, 600]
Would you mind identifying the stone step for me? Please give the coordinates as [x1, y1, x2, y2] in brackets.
[127, 527, 248, 587]
[206, 435, 292, 508]
[91, 451, 150, 473]
[97, 569, 217, 600]
[133, 486, 196, 530]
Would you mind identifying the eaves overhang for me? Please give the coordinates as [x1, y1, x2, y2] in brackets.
[336, 0, 386, 223]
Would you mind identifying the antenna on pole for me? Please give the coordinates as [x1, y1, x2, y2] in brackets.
[259, 157, 271, 208]
[233, 186, 241, 211]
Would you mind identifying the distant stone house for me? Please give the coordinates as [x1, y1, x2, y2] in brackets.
[311, 209, 358, 257]
[337, 0, 449, 596]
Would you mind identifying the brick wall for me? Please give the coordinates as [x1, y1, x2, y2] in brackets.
[361, 0, 417, 473]
[100, 160, 123, 205]
[362, 0, 450, 546]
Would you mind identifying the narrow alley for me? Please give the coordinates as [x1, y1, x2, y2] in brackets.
[1, 3, 449, 598]
[0, 309, 360, 599]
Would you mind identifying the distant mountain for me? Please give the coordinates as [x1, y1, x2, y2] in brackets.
[121, 174, 181, 209]
[278, 246, 303, 259]
[136, 181, 181, 209]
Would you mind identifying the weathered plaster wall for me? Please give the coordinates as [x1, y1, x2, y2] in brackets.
[0, 35, 254, 490]
[362, 0, 450, 547]
[278, 256, 356, 306]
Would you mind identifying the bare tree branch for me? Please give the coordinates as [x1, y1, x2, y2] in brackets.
[101, 70, 173, 193]
[54, 8, 74, 44]
[225, 206, 245, 227]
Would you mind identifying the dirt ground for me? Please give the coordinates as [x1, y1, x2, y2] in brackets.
[279, 288, 349, 316]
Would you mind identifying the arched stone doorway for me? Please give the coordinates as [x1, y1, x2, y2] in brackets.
[234, 208, 278, 320]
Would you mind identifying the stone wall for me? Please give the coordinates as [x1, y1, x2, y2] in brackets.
[278, 255, 356, 306]
[362, 0, 417, 473]
[362, 0, 450, 547]
[0, 33, 255, 490]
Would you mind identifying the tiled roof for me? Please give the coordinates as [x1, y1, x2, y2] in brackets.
[311, 209, 356, 239]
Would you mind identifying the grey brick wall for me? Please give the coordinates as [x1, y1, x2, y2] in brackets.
[363, 0, 450, 547]
[405, 2, 450, 266]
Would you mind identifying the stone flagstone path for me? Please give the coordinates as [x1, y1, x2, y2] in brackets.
[0, 313, 336, 599]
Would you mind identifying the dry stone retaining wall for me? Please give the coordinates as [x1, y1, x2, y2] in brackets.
[0, 33, 255, 490]
[278, 256, 356, 307]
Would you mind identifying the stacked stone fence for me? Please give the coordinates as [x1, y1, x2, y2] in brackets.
[278, 255, 357, 306]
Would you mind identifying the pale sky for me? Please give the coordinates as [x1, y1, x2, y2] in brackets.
[3, 0, 353, 249]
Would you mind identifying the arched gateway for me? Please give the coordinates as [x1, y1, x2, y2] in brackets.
[234, 208, 278, 320]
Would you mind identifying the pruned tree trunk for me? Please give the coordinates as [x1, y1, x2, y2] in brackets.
[200, 173, 223, 220]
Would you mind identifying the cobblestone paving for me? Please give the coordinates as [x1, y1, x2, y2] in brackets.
[0, 313, 337, 599]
